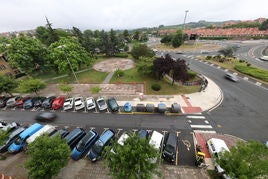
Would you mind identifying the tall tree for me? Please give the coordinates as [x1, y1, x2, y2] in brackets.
[171, 30, 183, 48]
[217, 141, 268, 178]
[122, 29, 130, 42]
[259, 19, 268, 30]
[7, 35, 47, 74]
[45, 17, 59, 45]
[104, 132, 159, 179]
[133, 31, 140, 41]
[17, 78, 46, 95]
[48, 37, 92, 74]
[172, 59, 189, 83]
[0, 75, 18, 96]
[130, 43, 154, 60]
[153, 54, 174, 79]
[25, 135, 70, 179]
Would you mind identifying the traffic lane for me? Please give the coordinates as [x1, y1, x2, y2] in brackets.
[0, 110, 191, 130]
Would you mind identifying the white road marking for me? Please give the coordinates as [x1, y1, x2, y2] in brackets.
[187, 116, 206, 119]
[224, 69, 228, 72]
[255, 82, 262, 86]
[190, 125, 213, 129]
[204, 120, 209, 124]
[243, 77, 249, 80]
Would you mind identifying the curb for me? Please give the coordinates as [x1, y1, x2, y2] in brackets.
[207, 84, 224, 113]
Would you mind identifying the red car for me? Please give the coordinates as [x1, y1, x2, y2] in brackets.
[51, 97, 65, 110]
[15, 97, 31, 108]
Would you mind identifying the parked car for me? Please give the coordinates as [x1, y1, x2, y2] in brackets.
[23, 97, 38, 109]
[162, 132, 177, 163]
[63, 98, 74, 111]
[26, 125, 56, 144]
[6, 96, 21, 108]
[86, 97, 96, 111]
[71, 130, 99, 160]
[0, 121, 20, 131]
[15, 97, 30, 108]
[224, 73, 239, 82]
[0, 127, 25, 153]
[33, 96, 46, 107]
[111, 132, 129, 154]
[50, 128, 69, 138]
[149, 131, 164, 163]
[107, 97, 119, 112]
[87, 129, 115, 162]
[138, 129, 149, 139]
[42, 96, 56, 109]
[51, 96, 65, 110]
[64, 128, 86, 149]
[96, 97, 108, 111]
[74, 97, 85, 111]
[0, 96, 12, 108]
[34, 112, 57, 121]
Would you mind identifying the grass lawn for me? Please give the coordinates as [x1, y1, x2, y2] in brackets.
[110, 67, 200, 95]
[45, 69, 108, 84]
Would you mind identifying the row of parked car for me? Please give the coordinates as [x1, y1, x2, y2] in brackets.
[0, 122, 178, 164]
[0, 96, 119, 112]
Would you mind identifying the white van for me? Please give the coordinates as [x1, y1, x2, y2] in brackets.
[149, 131, 164, 163]
[111, 132, 129, 154]
[207, 138, 230, 174]
[26, 125, 56, 144]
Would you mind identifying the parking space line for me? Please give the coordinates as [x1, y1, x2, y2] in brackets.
[132, 129, 138, 133]
[116, 128, 123, 136]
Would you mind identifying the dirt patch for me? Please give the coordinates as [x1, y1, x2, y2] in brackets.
[93, 58, 135, 72]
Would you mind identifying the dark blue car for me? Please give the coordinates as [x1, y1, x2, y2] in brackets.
[71, 130, 99, 160]
[87, 129, 115, 162]
[23, 98, 37, 109]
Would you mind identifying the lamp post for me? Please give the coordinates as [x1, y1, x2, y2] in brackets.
[182, 10, 189, 41]
[57, 45, 79, 84]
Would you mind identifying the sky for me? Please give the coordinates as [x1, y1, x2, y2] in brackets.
[0, 0, 267, 33]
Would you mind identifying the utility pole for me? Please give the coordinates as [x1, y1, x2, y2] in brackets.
[182, 10, 189, 41]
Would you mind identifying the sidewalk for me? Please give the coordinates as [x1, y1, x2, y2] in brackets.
[36, 76, 222, 114]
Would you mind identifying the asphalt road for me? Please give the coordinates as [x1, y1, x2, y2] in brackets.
[177, 54, 268, 142]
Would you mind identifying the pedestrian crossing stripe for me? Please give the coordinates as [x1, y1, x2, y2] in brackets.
[190, 125, 213, 129]
[193, 130, 216, 133]
[186, 115, 206, 119]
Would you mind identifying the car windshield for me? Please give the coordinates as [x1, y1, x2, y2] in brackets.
[76, 140, 86, 152]
[75, 98, 81, 102]
[110, 101, 117, 108]
[98, 99, 105, 106]
[164, 144, 174, 154]
[14, 137, 23, 145]
[92, 140, 104, 154]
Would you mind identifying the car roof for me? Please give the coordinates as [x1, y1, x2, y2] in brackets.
[99, 129, 114, 143]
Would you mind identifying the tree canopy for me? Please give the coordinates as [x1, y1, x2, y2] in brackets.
[217, 141, 268, 179]
[0, 75, 18, 96]
[6, 35, 47, 74]
[17, 78, 46, 95]
[259, 19, 268, 30]
[104, 132, 159, 179]
[25, 135, 70, 179]
[130, 43, 154, 60]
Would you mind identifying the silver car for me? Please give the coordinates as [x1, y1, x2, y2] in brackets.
[96, 97, 107, 111]
[86, 97, 96, 111]
[6, 96, 20, 108]
[74, 97, 85, 111]
[224, 73, 239, 82]
[63, 98, 74, 111]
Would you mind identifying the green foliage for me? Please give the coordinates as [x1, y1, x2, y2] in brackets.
[200, 36, 229, 40]
[115, 69, 125, 77]
[187, 70, 197, 79]
[151, 83, 161, 91]
[217, 141, 268, 178]
[113, 52, 128, 58]
[137, 57, 154, 76]
[234, 64, 268, 82]
[0, 36, 9, 53]
[160, 34, 173, 43]
[25, 135, 70, 179]
[0, 130, 10, 146]
[0, 75, 18, 96]
[259, 19, 268, 30]
[171, 30, 183, 48]
[206, 56, 212, 60]
[223, 22, 260, 29]
[58, 83, 73, 96]
[130, 43, 154, 60]
[17, 78, 46, 95]
[104, 132, 159, 179]
[90, 86, 101, 94]
[7, 35, 47, 74]
[218, 47, 236, 57]
[48, 37, 92, 73]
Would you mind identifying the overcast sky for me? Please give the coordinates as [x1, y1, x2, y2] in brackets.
[0, 0, 267, 33]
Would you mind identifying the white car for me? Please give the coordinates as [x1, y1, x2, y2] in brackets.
[86, 97, 96, 111]
[96, 97, 108, 111]
[63, 98, 74, 111]
[74, 97, 85, 111]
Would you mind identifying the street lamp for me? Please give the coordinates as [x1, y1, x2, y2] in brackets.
[57, 45, 79, 84]
[182, 10, 189, 41]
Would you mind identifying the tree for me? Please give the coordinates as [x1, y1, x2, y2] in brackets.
[171, 30, 183, 48]
[218, 46, 236, 57]
[17, 78, 46, 95]
[172, 59, 189, 83]
[133, 31, 140, 41]
[0, 36, 9, 53]
[122, 29, 130, 42]
[153, 54, 174, 79]
[0, 75, 18, 96]
[58, 83, 73, 97]
[217, 141, 268, 178]
[7, 35, 47, 74]
[259, 19, 268, 30]
[104, 132, 159, 179]
[25, 135, 70, 179]
[160, 34, 173, 44]
[0, 130, 9, 146]
[137, 57, 154, 76]
[48, 37, 92, 74]
[130, 43, 154, 60]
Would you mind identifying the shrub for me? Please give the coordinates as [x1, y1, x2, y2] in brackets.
[90, 86, 101, 94]
[151, 83, 161, 91]
[114, 52, 128, 58]
[187, 71, 197, 79]
[115, 69, 125, 77]
[239, 60, 245, 63]
[247, 63, 251, 66]
[206, 56, 212, 60]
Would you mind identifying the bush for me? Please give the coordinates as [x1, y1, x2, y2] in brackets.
[239, 59, 245, 63]
[151, 83, 161, 91]
[206, 56, 212, 60]
[114, 53, 128, 58]
[187, 71, 197, 79]
[115, 69, 125, 77]
[90, 86, 102, 94]
[247, 63, 251, 66]
[130, 43, 155, 60]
